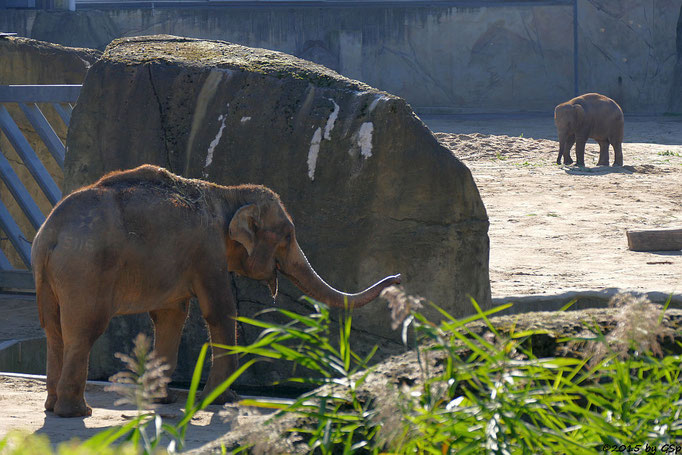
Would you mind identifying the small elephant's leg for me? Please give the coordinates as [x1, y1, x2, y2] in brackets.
[194, 278, 239, 404]
[612, 141, 624, 166]
[563, 136, 575, 165]
[597, 140, 610, 166]
[149, 303, 189, 403]
[575, 137, 587, 166]
[54, 302, 111, 417]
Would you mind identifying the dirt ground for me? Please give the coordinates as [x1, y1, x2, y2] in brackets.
[0, 114, 680, 449]
[426, 114, 682, 302]
[0, 373, 274, 451]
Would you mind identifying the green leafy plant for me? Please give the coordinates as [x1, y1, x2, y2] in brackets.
[227, 299, 381, 454]
[3, 292, 680, 454]
[380, 293, 682, 453]
[84, 333, 256, 454]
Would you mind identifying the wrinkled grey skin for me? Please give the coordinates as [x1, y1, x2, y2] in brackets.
[554, 93, 624, 166]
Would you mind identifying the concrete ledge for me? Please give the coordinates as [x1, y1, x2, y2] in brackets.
[0, 337, 46, 375]
[495, 289, 682, 315]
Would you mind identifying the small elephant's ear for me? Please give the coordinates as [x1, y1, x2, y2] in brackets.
[573, 104, 585, 126]
[228, 204, 259, 256]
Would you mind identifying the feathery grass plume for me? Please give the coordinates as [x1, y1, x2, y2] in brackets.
[585, 293, 674, 364]
[107, 333, 171, 410]
[380, 285, 425, 330]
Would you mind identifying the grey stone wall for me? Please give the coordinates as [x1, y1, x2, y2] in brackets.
[1, 1, 680, 111]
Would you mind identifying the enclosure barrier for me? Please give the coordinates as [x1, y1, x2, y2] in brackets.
[0, 84, 81, 291]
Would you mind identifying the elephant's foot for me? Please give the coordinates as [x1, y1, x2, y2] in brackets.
[596, 161, 609, 166]
[563, 157, 574, 165]
[201, 387, 239, 405]
[45, 394, 57, 412]
[613, 161, 623, 166]
[54, 398, 92, 417]
[575, 161, 585, 167]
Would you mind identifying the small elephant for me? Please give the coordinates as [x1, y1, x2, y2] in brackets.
[554, 93, 624, 166]
[31, 165, 401, 417]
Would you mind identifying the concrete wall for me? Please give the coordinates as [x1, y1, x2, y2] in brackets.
[1, 0, 681, 113]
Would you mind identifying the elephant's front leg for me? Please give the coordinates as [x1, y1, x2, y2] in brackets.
[556, 141, 564, 164]
[574, 137, 587, 166]
[195, 276, 240, 404]
[596, 140, 610, 166]
[557, 136, 575, 164]
[150, 303, 190, 404]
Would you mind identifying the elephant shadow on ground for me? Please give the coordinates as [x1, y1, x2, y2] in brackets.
[561, 164, 661, 175]
[33, 386, 249, 451]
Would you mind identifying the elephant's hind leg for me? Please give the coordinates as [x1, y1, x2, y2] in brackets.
[54, 298, 112, 417]
[597, 140, 610, 166]
[150, 303, 189, 403]
[38, 282, 63, 412]
[612, 141, 624, 166]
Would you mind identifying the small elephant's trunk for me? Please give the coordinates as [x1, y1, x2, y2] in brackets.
[280, 240, 401, 309]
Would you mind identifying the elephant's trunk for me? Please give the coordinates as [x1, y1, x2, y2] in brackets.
[279, 240, 401, 309]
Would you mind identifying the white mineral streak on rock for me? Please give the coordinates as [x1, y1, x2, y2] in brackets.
[240, 116, 251, 123]
[79, 56, 92, 70]
[205, 108, 228, 170]
[324, 99, 340, 140]
[307, 127, 323, 180]
[357, 122, 374, 158]
[186, 69, 229, 175]
[369, 95, 389, 112]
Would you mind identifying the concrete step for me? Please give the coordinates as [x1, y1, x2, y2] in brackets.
[0, 293, 46, 374]
[0, 337, 46, 374]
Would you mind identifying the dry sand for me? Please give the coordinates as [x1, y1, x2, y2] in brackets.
[425, 114, 682, 302]
[0, 373, 273, 451]
[0, 114, 680, 449]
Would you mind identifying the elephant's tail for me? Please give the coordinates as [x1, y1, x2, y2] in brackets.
[36, 275, 59, 330]
[32, 226, 59, 330]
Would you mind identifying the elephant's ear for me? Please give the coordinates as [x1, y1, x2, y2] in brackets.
[573, 104, 585, 127]
[228, 204, 260, 256]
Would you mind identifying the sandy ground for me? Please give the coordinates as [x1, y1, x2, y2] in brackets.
[0, 373, 274, 451]
[425, 114, 682, 302]
[0, 114, 680, 449]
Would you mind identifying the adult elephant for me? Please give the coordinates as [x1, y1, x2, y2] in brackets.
[31, 165, 401, 417]
[554, 93, 624, 166]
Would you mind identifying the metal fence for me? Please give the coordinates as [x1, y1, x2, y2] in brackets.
[0, 84, 80, 291]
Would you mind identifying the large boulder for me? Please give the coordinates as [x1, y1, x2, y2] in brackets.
[0, 36, 100, 269]
[0, 36, 100, 85]
[65, 35, 490, 386]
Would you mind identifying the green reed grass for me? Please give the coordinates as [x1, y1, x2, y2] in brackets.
[1, 292, 680, 454]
